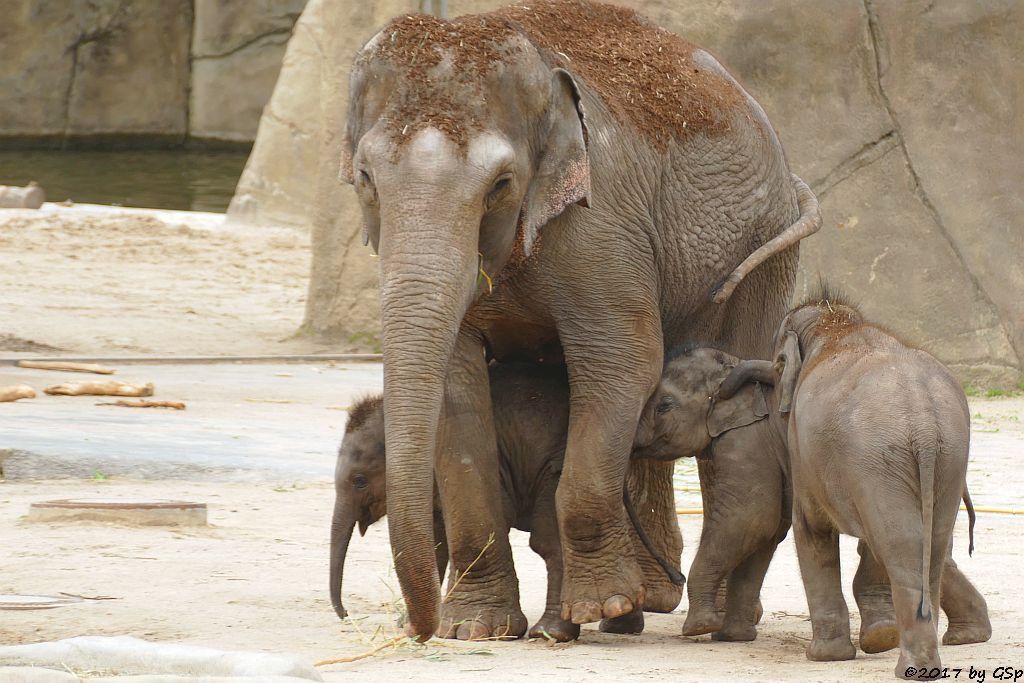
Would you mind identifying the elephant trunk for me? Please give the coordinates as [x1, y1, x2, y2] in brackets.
[329, 495, 357, 620]
[378, 212, 480, 641]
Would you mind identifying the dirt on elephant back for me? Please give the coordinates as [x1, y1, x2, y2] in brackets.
[499, 0, 747, 148]
[370, 0, 747, 150]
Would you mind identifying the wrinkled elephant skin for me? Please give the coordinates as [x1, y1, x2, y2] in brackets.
[343, 2, 814, 639]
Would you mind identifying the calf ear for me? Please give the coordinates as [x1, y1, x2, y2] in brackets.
[520, 68, 591, 257]
[776, 331, 802, 413]
[708, 383, 769, 437]
[339, 132, 355, 185]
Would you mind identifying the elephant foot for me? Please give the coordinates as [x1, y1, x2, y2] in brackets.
[896, 651, 941, 680]
[599, 606, 645, 634]
[529, 613, 580, 642]
[942, 620, 992, 646]
[754, 599, 764, 625]
[860, 618, 899, 654]
[681, 608, 723, 637]
[438, 595, 528, 641]
[560, 530, 646, 625]
[643, 580, 683, 613]
[806, 635, 856, 661]
[713, 621, 757, 642]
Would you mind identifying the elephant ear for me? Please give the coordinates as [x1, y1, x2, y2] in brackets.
[520, 68, 591, 257]
[707, 382, 769, 438]
[339, 131, 355, 186]
[776, 331, 802, 413]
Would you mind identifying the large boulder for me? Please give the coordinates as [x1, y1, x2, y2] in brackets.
[231, 0, 1023, 385]
[189, 0, 308, 142]
[0, 1, 191, 143]
[0, 0, 306, 146]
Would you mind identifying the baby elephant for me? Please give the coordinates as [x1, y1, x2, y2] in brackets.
[329, 361, 684, 642]
[718, 291, 987, 678]
[634, 343, 989, 656]
[634, 344, 790, 642]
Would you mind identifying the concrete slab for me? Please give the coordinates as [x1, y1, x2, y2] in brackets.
[0, 362, 382, 483]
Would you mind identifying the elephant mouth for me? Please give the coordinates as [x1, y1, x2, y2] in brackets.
[631, 444, 678, 462]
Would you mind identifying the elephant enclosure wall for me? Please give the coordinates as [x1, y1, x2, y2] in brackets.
[1, 0, 308, 146]
[230, 0, 1023, 387]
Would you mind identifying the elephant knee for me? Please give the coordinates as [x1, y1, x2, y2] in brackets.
[529, 530, 560, 564]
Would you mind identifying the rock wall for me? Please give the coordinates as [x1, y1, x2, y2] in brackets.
[0, 0, 306, 146]
[230, 0, 1022, 386]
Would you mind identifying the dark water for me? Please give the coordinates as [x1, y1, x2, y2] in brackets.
[0, 150, 249, 212]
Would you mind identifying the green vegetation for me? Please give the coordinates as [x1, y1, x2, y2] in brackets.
[963, 381, 1024, 399]
[347, 331, 382, 354]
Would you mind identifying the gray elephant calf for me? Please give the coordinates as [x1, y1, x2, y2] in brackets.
[709, 290, 990, 678]
[330, 362, 684, 642]
[634, 342, 990, 657]
[633, 344, 790, 642]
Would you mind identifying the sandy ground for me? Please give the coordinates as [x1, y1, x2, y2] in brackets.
[1, 368, 1021, 680]
[0, 204, 326, 357]
[1, 204, 1021, 680]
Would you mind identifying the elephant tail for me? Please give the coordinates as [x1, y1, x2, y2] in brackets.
[711, 173, 822, 304]
[916, 444, 937, 621]
[622, 486, 686, 587]
[963, 486, 977, 556]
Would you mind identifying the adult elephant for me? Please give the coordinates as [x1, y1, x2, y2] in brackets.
[341, 0, 819, 640]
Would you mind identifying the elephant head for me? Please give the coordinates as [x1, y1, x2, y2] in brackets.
[768, 286, 865, 413]
[633, 347, 771, 461]
[342, 15, 590, 638]
[330, 395, 388, 620]
[330, 394, 449, 622]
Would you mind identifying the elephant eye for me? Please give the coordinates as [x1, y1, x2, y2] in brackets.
[656, 397, 674, 415]
[352, 474, 369, 490]
[356, 169, 378, 206]
[486, 174, 512, 207]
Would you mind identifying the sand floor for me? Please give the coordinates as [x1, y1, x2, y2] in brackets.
[1, 204, 1021, 681]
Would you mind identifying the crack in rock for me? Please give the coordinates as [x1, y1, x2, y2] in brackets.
[192, 27, 293, 61]
[60, 1, 130, 147]
[811, 130, 898, 199]
[862, 0, 1021, 369]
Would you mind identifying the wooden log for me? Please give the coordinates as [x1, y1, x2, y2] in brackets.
[0, 385, 36, 402]
[98, 399, 185, 410]
[44, 381, 154, 397]
[0, 182, 45, 209]
[16, 360, 115, 375]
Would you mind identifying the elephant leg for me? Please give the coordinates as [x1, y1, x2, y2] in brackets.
[527, 480, 580, 643]
[853, 540, 900, 654]
[600, 460, 678, 634]
[714, 541, 778, 642]
[712, 579, 763, 623]
[556, 318, 663, 625]
[682, 508, 756, 637]
[623, 458, 683, 612]
[940, 555, 991, 645]
[792, 507, 856, 661]
[861, 492, 952, 679]
[435, 333, 527, 640]
[433, 506, 450, 587]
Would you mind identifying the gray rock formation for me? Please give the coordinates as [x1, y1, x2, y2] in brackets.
[0, 0, 307, 146]
[190, 0, 307, 142]
[0, 2, 190, 143]
[241, 1, 1022, 385]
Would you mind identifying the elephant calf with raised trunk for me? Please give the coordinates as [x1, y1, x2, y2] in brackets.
[330, 361, 684, 642]
[707, 289, 990, 678]
[635, 344, 991, 655]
